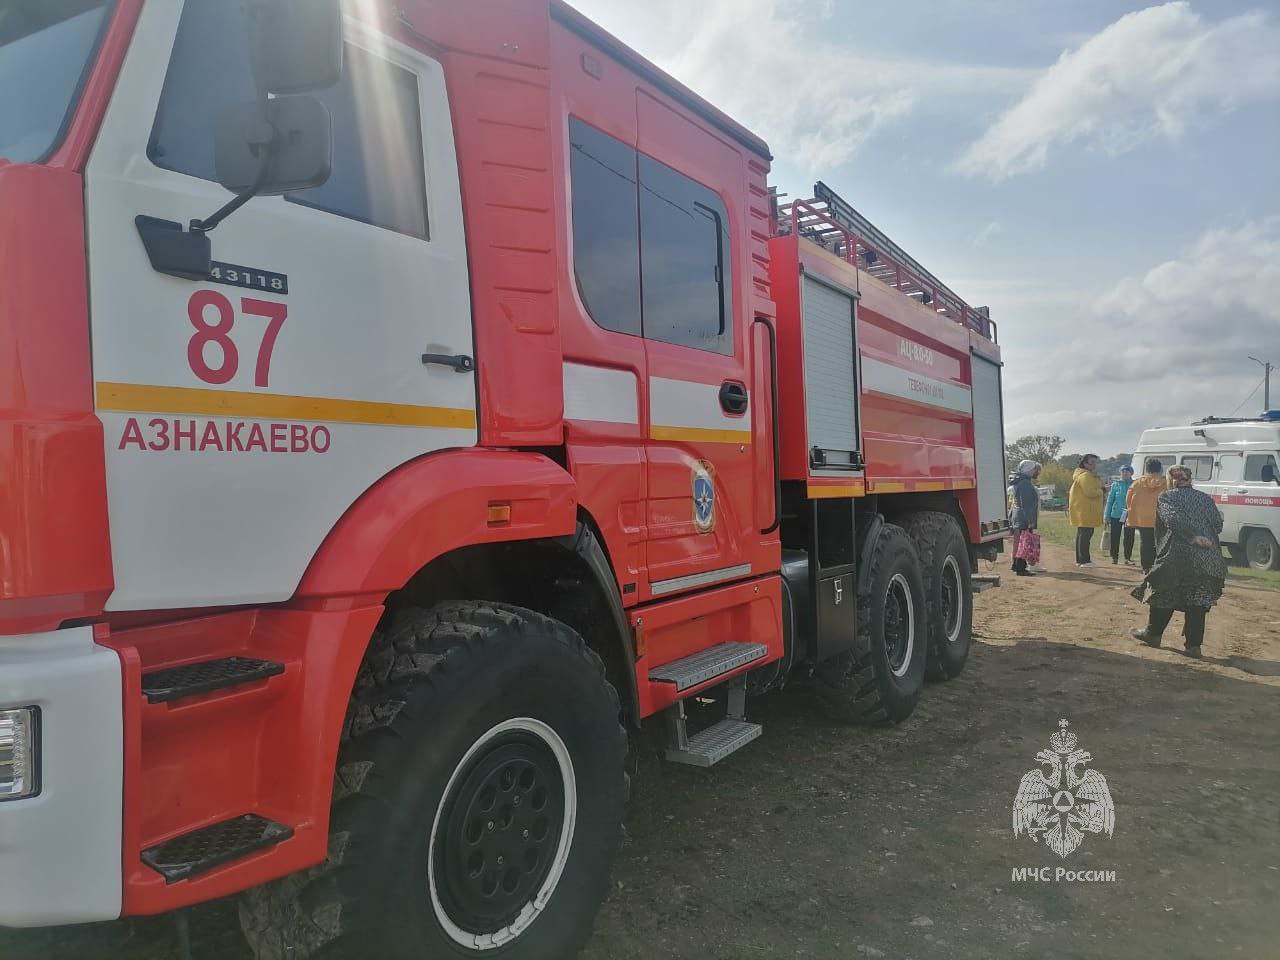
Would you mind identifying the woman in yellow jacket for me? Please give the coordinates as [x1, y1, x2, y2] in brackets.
[1126, 457, 1166, 572]
[1068, 454, 1104, 566]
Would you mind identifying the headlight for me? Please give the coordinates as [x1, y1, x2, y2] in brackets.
[0, 707, 40, 801]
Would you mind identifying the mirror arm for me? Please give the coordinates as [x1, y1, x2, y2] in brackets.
[192, 168, 265, 234]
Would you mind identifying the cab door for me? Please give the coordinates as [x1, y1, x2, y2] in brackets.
[635, 145, 758, 597]
[84, 2, 475, 610]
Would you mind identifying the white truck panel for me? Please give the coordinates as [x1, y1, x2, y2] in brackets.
[85, 7, 476, 609]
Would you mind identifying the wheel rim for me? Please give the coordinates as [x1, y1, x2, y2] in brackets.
[885, 572, 916, 678]
[940, 555, 964, 644]
[1249, 533, 1275, 569]
[429, 718, 576, 951]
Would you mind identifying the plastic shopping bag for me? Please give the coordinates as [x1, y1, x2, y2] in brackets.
[1014, 530, 1041, 565]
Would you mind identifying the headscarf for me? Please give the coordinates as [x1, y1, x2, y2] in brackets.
[1167, 465, 1193, 489]
[1016, 459, 1040, 478]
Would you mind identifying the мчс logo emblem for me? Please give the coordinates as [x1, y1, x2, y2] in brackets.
[1013, 719, 1115, 858]
[692, 462, 715, 534]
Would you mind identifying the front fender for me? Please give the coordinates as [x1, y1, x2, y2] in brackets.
[296, 449, 578, 599]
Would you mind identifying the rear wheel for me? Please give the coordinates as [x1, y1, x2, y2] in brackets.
[902, 512, 973, 681]
[239, 602, 627, 960]
[1245, 528, 1280, 571]
[812, 524, 927, 724]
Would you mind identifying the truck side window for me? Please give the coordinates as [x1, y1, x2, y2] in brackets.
[568, 117, 641, 336]
[150, 0, 428, 240]
[638, 155, 733, 355]
[284, 43, 428, 240]
[1181, 455, 1214, 481]
[1244, 454, 1279, 482]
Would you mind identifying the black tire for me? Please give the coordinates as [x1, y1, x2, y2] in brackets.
[239, 602, 627, 960]
[812, 523, 927, 724]
[1245, 528, 1280, 572]
[901, 511, 973, 681]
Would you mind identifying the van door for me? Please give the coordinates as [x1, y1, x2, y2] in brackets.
[1238, 452, 1280, 551]
[1214, 454, 1244, 544]
[85, 2, 475, 610]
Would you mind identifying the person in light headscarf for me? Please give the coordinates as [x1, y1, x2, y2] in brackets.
[1009, 459, 1042, 576]
[1129, 465, 1227, 658]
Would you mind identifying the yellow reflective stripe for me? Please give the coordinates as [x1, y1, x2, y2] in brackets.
[650, 424, 752, 444]
[807, 482, 865, 499]
[95, 382, 477, 429]
[914, 481, 946, 491]
[872, 481, 908, 493]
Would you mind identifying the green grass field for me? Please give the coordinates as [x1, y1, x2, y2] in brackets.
[1034, 511, 1280, 589]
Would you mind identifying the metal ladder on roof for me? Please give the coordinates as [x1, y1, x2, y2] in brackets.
[775, 181, 996, 341]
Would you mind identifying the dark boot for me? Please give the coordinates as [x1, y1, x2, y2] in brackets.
[1182, 608, 1207, 658]
[1132, 608, 1174, 648]
[1129, 627, 1161, 648]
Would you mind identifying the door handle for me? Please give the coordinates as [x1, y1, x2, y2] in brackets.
[719, 381, 749, 415]
[421, 352, 474, 373]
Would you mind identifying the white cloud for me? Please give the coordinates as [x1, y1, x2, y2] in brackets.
[566, 0, 1028, 180]
[1002, 218, 1280, 453]
[970, 221, 1004, 246]
[956, 2, 1280, 180]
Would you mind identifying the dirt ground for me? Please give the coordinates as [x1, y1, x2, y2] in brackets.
[4, 538, 1278, 960]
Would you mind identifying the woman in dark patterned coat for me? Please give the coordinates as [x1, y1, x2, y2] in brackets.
[1128, 465, 1227, 658]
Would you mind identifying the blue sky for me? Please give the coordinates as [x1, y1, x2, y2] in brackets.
[569, 0, 1280, 457]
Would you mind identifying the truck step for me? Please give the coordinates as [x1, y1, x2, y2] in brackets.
[972, 574, 1001, 593]
[667, 718, 762, 767]
[142, 656, 285, 704]
[141, 814, 293, 884]
[649, 641, 768, 691]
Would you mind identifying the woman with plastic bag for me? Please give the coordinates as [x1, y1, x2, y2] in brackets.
[1128, 466, 1227, 658]
[1009, 459, 1042, 577]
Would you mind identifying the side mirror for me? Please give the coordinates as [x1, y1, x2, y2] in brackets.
[248, 0, 344, 95]
[1262, 463, 1278, 484]
[215, 97, 332, 196]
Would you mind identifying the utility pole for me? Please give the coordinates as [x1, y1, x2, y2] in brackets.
[1250, 356, 1273, 412]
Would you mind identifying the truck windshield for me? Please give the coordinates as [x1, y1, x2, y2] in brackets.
[0, 0, 113, 164]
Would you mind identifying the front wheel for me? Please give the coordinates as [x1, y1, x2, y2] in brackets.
[812, 523, 927, 724]
[239, 602, 627, 960]
[1245, 528, 1280, 571]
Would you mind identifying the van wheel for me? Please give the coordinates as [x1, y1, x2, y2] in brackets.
[1245, 529, 1280, 571]
[811, 524, 927, 724]
[901, 512, 973, 681]
[239, 602, 627, 960]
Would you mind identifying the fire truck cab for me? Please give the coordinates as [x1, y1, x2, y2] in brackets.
[0, 1, 1006, 956]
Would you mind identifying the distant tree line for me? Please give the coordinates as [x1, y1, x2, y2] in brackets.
[1004, 434, 1133, 503]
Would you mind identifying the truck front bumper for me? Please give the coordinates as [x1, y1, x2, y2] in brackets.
[0, 625, 122, 927]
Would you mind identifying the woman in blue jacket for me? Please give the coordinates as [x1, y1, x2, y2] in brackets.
[1105, 465, 1135, 565]
[1010, 459, 1042, 576]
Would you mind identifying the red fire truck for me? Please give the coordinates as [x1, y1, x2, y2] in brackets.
[0, 1, 1008, 956]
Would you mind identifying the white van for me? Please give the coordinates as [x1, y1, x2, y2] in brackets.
[1134, 414, 1280, 570]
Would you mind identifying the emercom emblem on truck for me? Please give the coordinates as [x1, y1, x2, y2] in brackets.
[693, 462, 716, 533]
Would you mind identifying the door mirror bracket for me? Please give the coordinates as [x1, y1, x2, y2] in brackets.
[135, 0, 342, 281]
